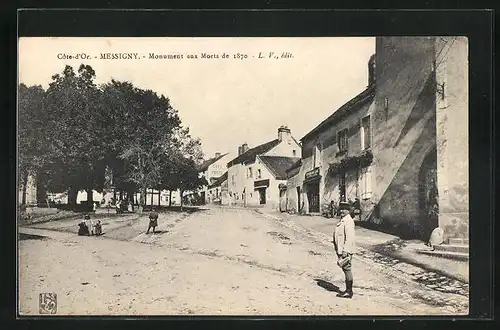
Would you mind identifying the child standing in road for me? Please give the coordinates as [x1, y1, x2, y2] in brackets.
[147, 209, 159, 234]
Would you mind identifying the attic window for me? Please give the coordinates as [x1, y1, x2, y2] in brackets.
[292, 150, 296, 157]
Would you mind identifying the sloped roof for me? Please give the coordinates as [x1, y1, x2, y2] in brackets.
[208, 171, 228, 188]
[285, 158, 302, 173]
[259, 156, 301, 180]
[227, 139, 281, 167]
[301, 85, 376, 142]
[197, 153, 228, 172]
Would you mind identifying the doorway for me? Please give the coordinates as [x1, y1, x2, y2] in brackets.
[307, 182, 320, 213]
[418, 148, 439, 240]
[258, 188, 267, 205]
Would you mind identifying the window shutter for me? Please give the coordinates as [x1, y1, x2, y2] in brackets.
[360, 125, 365, 150]
[366, 167, 372, 195]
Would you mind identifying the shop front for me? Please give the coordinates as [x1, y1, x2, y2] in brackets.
[254, 179, 270, 205]
[303, 167, 321, 214]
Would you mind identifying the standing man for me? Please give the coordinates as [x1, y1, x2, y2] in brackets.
[147, 208, 159, 234]
[333, 207, 356, 298]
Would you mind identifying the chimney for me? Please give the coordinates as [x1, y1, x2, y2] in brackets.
[238, 146, 242, 156]
[241, 143, 249, 154]
[215, 152, 221, 158]
[368, 54, 376, 86]
[278, 125, 291, 142]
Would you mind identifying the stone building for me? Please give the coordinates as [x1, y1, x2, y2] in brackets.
[248, 155, 300, 210]
[285, 37, 468, 242]
[285, 79, 375, 216]
[207, 172, 228, 205]
[371, 36, 468, 241]
[226, 126, 301, 208]
[197, 152, 231, 204]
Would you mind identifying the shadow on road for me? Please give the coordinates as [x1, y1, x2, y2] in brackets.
[146, 230, 168, 234]
[314, 279, 342, 293]
[18, 233, 48, 241]
[143, 206, 209, 214]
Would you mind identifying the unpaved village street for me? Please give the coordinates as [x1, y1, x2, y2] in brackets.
[18, 207, 468, 316]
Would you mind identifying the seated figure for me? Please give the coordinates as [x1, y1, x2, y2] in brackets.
[78, 221, 90, 236]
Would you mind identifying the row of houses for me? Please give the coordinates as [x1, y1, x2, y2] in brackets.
[202, 36, 468, 243]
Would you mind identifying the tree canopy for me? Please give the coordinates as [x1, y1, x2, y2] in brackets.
[19, 64, 207, 208]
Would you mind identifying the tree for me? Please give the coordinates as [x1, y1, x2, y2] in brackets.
[19, 68, 206, 212]
[105, 82, 182, 211]
[173, 156, 208, 210]
[42, 64, 107, 207]
[18, 83, 47, 204]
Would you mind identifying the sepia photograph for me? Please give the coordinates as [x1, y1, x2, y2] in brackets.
[17, 36, 469, 316]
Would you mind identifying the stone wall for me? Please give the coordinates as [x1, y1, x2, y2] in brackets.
[434, 37, 469, 240]
[370, 37, 437, 238]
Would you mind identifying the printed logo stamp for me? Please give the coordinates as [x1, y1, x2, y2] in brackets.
[39, 293, 57, 314]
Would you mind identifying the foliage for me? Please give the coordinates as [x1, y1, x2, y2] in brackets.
[19, 65, 205, 208]
[328, 149, 373, 175]
[41, 65, 106, 197]
[18, 84, 48, 184]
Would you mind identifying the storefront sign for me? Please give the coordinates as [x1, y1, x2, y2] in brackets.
[305, 167, 320, 181]
[254, 179, 270, 188]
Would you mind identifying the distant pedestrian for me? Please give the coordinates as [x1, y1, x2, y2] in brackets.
[93, 202, 97, 213]
[115, 200, 122, 214]
[147, 209, 159, 234]
[333, 207, 356, 298]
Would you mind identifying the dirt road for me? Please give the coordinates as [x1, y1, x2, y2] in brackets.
[18, 207, 468, 316]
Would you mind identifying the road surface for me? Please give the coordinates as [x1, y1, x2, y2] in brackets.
[18, 207, 468, 316]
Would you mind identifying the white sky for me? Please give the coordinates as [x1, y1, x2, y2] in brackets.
[19, 37, 375, 159]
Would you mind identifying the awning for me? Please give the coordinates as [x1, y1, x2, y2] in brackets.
[303, 175, 321, 184]
[254, 179, 270, 189]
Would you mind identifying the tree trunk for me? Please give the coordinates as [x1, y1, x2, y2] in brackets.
[180, 189, 184, 211]
[169, 190, 173, 207]
[36, 174, 47, 206]
[86, 189, 93, 202]
[127, 188, 135, 211]
[138, 186, 146, 213]
[119, 191, 123, 201]
[158, 191, 161, 207]
[68, 186, 78, 207]
[21, 172, 28, 205]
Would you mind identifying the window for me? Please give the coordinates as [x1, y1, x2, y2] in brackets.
[292, 149, 296, 157]
[248, 167, 253, 178]
[337, 129, 348, 153]
[360, 166, 373, 199]
[257, 169, 262, 179]
[313, 144, 321, 168]
[361, 116, 371, 150]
